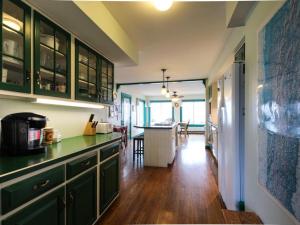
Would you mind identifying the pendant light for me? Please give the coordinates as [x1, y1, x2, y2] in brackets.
[171, 91, 179, 102]
[165, 76, 170, 98]
[160, 69, 167, 95]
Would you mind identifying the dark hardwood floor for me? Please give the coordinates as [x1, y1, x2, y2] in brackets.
[98, 135, 225, 224]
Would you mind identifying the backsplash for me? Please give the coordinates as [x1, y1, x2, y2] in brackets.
[0, 98, 108, 139]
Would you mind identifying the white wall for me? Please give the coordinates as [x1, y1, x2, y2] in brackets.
[209, 1, 299, 224]
[108, 86, 145, 138]
[0, 98, 107, 138]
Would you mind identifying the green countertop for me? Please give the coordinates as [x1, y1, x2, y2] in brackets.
[0, 133, 122, 183]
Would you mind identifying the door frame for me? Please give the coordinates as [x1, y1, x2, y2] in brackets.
[121, 92, 132, 139]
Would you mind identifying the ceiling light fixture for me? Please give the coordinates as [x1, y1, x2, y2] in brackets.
[161, 68, 167, 95]
[165, 76, 170, 98]
[153, 0, 173, 11]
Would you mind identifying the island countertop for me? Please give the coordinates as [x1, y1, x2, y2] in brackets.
[0, 133, 122, 183]
[134, 123, 178, 129]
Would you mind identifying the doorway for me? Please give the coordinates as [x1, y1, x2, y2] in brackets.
[121, 93, 132, 139]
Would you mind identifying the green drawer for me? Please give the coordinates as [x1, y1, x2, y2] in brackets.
[67, 153, 97, 179]
[100, 143, 120, 162]
[1, 165, 65, 215]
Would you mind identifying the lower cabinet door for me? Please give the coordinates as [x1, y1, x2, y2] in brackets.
[3, 187, 65, 225]
[100, 155, 119, 213]
[67, 168, 97, 225]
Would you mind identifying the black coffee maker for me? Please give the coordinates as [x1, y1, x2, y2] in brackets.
[1, 113, 47, 155]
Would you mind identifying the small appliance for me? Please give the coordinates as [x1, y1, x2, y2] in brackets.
[96, 122, 113, 134]
[1, 113, 47, 155]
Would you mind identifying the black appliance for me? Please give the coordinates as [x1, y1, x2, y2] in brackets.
[1, 113, 47, 155]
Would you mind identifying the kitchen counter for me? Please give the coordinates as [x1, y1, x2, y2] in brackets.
[0, 133, 122, 182]
[134, 123, 177, 129]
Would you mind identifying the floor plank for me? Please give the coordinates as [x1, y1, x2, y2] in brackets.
[98, 135, 225, 224]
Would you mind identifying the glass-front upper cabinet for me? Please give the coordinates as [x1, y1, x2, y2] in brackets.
[34, 12, 71, 98]
[75, 40, 99, 102]
[100, 58, 113, 104]
[0, 0, 31, 93]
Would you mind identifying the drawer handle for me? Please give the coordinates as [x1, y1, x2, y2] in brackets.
[33, 179, 50, 190]
[82, 160, 91, 167]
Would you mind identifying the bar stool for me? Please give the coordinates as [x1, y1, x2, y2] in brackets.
[133, 134, 144, 160]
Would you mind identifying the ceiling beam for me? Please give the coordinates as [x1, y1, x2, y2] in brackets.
[116, 79, 207, 91]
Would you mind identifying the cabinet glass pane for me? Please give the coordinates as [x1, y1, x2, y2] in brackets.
[89, 83, 97, 97]
[3, 27, 23, 59]
[40, 45, 54, 70]
[3, 0, 24, 33]
[40, 68, 54, 91]
[102, 60, 107, 74]
[89, 53, 96, 69]
[101, 88, 107, 101]
[108, 89, 113, 102]
[2, 56, 23, 86]
[78, 46, 88, 65]
[89, 68, 96, 84]
[56, 52, 66, 75]
[40, 21, 54, 48]
[78, 80, 88, 97]
[108, 64, 113, 77]
[55, 75, 66, 93]
[102, 74, 107, 87]
[79, 63, 88, 81]
[55, 31, 66, 54]
[108, 76, 113, 89]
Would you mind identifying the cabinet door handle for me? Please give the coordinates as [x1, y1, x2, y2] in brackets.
[36, 71, 41, 85]
[26, 70, 31, 81]
[69, 192, 74, 205]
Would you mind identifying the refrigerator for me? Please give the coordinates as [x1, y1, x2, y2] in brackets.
[217, 62, 245, 210]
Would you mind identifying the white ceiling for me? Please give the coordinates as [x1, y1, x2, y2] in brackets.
[119, 80, 205, 97]
[104, 1, 228, 83]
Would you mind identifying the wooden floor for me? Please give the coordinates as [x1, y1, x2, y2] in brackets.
[98, 135, 225, 224]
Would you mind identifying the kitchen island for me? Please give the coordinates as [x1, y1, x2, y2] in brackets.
[134, 123, 178, 167]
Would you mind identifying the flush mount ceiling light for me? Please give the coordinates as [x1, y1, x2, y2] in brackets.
[153, 0, 173, 11]
[161, 68, 167, 95]
[3, 14, 22, 31]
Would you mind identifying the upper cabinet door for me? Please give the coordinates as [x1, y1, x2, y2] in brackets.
[0, 0, 31, 93]
[34, 12, 71, 98]
[100, 58, 114, 104]
[75, 40, 99, 102]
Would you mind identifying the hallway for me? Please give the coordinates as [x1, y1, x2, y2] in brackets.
[99, 135, 225, 224]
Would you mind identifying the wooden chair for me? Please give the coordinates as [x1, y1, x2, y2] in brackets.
[179, 120, 190, 138]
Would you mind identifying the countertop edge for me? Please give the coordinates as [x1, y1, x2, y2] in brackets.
[0, 136, 122, 183]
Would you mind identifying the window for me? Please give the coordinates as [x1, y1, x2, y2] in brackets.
[136, 99, 145, 126]
[150, 101, 173, 124]
[181, 100, 206, 126]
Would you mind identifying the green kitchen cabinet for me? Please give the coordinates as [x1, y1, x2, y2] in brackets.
[34, 12, 71, 98]
[0, 0, 31, 93]
[75, 40, 100, 102]
[100, 155, 119, 213]
[2, 187, 65, 225]
[100, 58, 114, 104]
[75, 39, 114, 104]
[67, 168, 97, 225]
